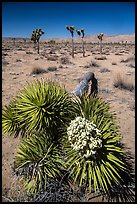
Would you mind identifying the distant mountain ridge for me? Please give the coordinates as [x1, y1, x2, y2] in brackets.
[3, 34, 135, 43]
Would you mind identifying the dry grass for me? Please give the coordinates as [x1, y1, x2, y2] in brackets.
[113, 73, 134, 92]
[95, 56, 107, 60]
[100, 68, 110, 73]
[47, 66, 57, 72]
[31, 66, 47, 75]
[47, 55, 58, 61]
[60, 56, 71, 64]
[120, 56, 135, 63]
[112, 62, 117, 65]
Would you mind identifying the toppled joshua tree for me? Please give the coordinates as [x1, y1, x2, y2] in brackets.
[76, 29, 85, 57]
[97, 33, 104, 54]
[31, 28, 44, 54]
[66, 26, 75, 58]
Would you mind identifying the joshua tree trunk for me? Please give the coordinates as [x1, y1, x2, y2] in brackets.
[100, 40, 102, 54]
[13, 38, 16, 46]
[33, 42, 37, 50]
[82, 37, 85, 57]
[37, 40, 40, 54]
[72, 37, 74, 58]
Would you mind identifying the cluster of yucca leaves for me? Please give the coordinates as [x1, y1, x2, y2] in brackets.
[2, 80, 76, 140]
[2, 79, 134, 201]
[63, 97, 128, 193]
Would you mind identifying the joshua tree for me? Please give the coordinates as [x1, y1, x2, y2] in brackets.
[31, 28, 44, 54]
[12, 38, 16, 46]
[66, 26, 75, 58]
[97, 33, 104, 54]
[23, 38, 27, 45]
[76, 29, 85, 57]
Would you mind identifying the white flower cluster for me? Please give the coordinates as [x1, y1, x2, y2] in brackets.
[67, 116, 102, 158]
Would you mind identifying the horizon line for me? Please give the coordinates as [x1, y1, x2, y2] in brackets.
[2, 33, 135, 39]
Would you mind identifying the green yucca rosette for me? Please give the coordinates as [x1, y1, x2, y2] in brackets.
[2, 79, 77, 139]
[14, 132, 65, 194]
[64, 95, 127, 194]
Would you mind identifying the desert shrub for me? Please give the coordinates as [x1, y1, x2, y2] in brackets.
[60, 56, 70, 64]
[91, 61, 100, 67]
[120, 56, 135, 63]
[58, 65, 63, 69]
[2, 59, 9, 66]
[112, 62, 117, 65]
[113, 73, 134, 92]
[95, 56, 107, 60]
[26, 51, 33, 54]
[84, 61, 99, 68]
[127, 63, 135, 68]
[48, 49, 55, 54]
[100, 68, 110, 73]
[31, 67, 47, 75]
[16, 59, 22, 62]
[84, 64, 91, 68]
[47, 55, 58, 61]
[115, 53, 123, 56]
[47, 66, 57, 72]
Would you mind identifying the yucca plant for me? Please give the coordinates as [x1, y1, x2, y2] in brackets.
[2, 99, 27, 138]
[31, 28, 44, 54]
[63, 95, 130, 199]
[2, 80, 134, 201]
[97, 33, 104, 53]
[2, 79, 77, 140]
[14, 132, 65, 194]
[76, 29, 85, 57]
[66, 25, 75, 58]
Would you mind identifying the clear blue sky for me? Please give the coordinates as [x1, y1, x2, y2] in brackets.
[2, 2, 135, 38]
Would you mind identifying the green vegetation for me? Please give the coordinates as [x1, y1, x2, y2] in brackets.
[31, 28, 44, 54]
[2, 79, 134, 201]
[14, 132, 65, 194]
[2, 80, 76, 140]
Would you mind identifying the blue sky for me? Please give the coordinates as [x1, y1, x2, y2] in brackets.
[2, 2, 135, 38]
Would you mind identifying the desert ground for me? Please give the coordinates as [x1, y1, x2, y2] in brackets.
[2, 35, 135, 201]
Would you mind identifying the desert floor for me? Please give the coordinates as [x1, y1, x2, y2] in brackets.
[2, 39, 135, 201]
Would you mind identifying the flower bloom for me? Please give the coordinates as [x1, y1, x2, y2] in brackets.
[67, 116, 102, 158]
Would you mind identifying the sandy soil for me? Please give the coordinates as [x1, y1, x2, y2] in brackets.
[2, 36, 135, 201]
